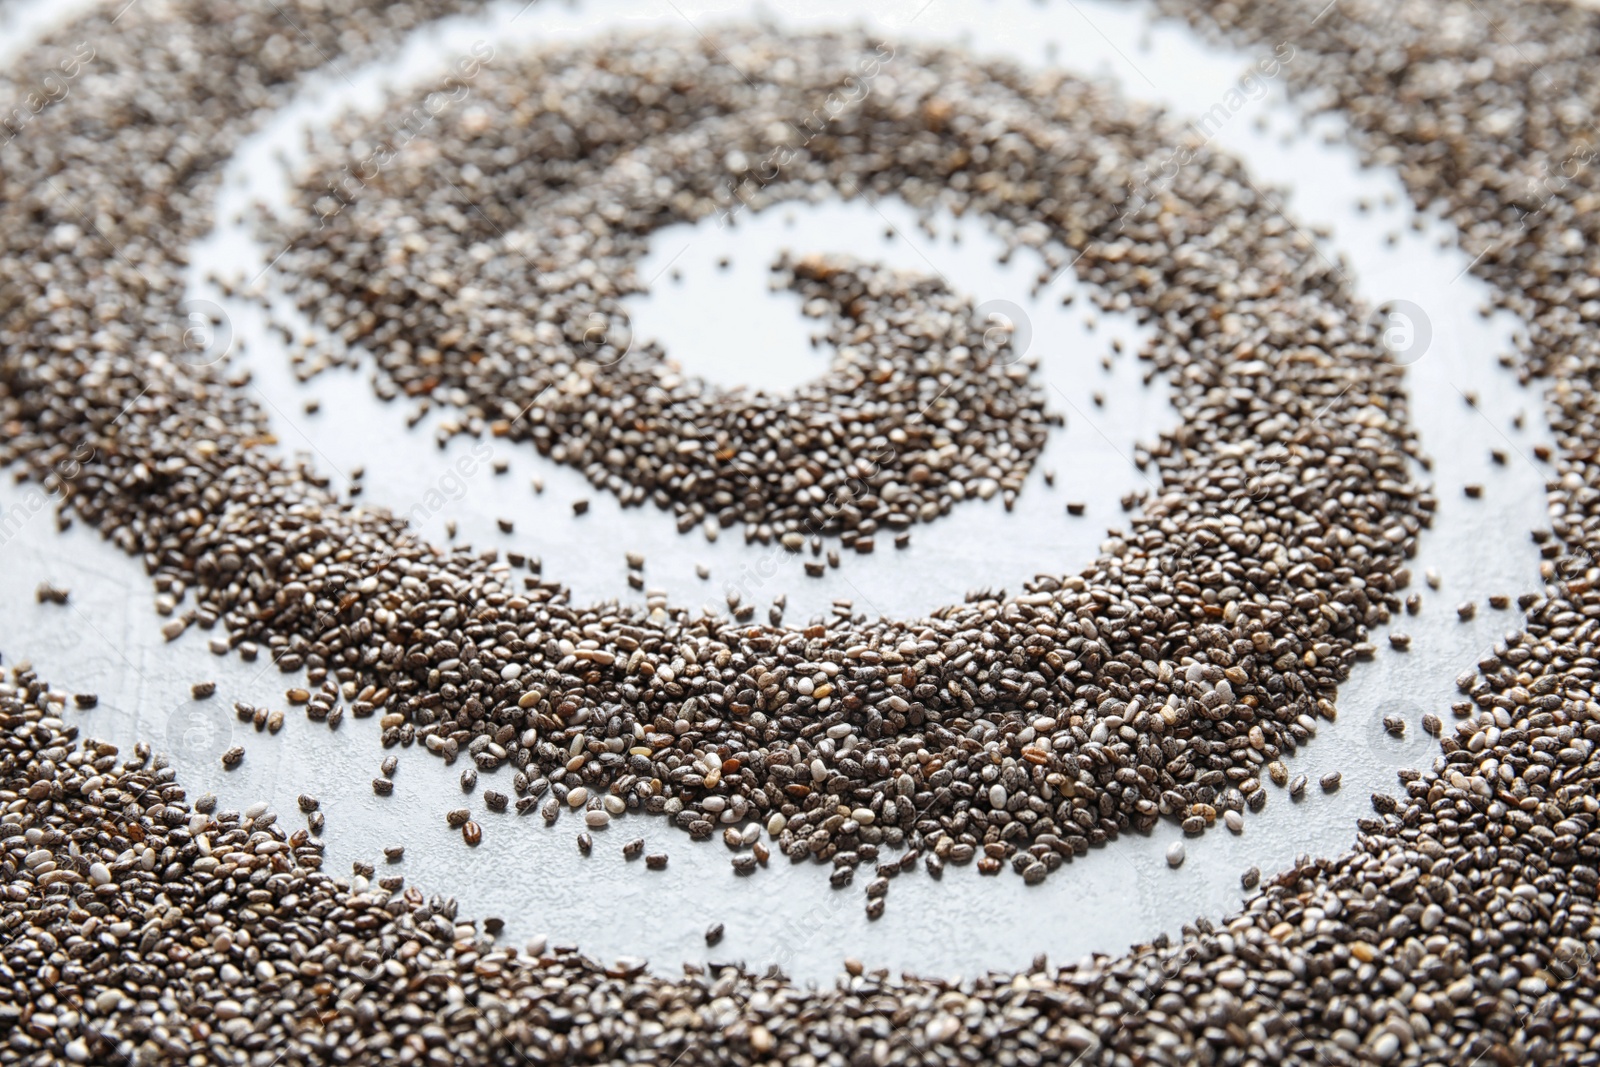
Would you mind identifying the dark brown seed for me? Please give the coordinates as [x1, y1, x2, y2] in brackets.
[35, 583, 70, 605]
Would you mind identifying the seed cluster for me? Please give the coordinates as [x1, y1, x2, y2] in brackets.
[5, 644, 1599, 1066]
[269, 159, 1059, 551]
[1156, 0, 1600, 593]
[10, 23, 1434, 906]
[0, 0, 1598, 1062]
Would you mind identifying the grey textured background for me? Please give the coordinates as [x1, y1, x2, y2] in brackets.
[0, 0, 1557, 984]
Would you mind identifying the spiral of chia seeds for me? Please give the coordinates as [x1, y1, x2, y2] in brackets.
[0, 0, 1596, 1064]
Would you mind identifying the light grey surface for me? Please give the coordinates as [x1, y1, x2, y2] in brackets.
[0, 0, 1559, 984]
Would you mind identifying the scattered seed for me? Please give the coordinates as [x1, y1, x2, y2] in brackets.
[35, 582, 70, 605]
